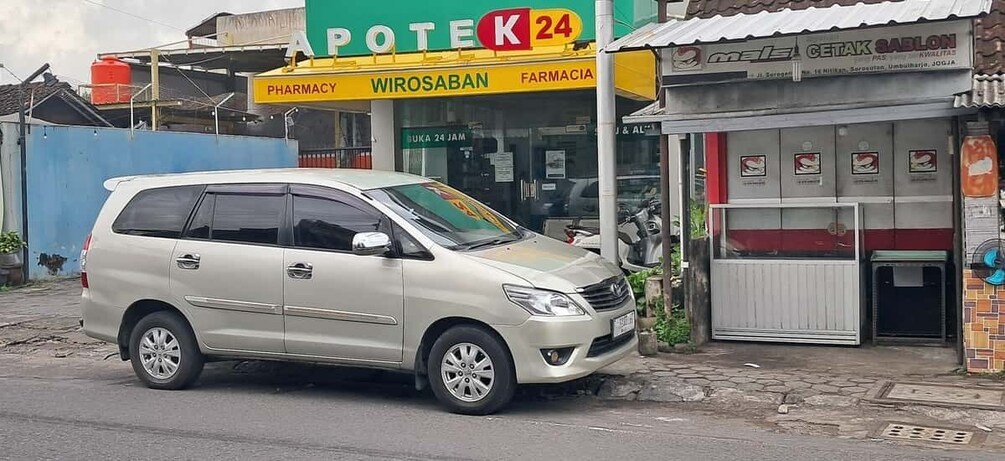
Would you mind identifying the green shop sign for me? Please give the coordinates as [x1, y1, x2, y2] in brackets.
[305, 0, 657, 57]
[401, 127, 474, 149]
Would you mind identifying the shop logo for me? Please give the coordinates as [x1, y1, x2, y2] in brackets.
[320, 8, 583, 55]
[909, 149, 938, 173]
[671, 46, 702, 70]
[477, 8, 583, 51]
[740, 155, 767, 178]
[851, 152, 879, 175]
[708, 45, 795, 64]
[793, 153, 821, 176]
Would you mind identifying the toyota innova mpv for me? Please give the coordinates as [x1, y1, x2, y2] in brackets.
[81, 169, 637, 414]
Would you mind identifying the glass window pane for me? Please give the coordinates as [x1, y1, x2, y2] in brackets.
[112, 186, 203, 238]
[393, 223, 430, 259]
[185, 195, 214, 240]
[211, 194, 284, 245]
[293, 195, 381, 251]
[370, 182, 520, 248]
[713, 206, 857, 260]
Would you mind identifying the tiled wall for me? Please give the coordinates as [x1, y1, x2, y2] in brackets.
[964, 270, 1005, 372]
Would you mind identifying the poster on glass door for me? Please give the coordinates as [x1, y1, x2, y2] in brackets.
[494, 152, 514, 182]
[545, 150, 567, 179]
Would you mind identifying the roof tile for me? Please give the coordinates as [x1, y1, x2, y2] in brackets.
[0, 81, 76, 117]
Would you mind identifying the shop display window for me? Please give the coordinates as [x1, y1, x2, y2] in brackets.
[395, 91, 659, 233]
[711, 204, 861, 261]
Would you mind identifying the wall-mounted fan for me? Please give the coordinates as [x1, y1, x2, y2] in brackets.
[973, 239, 1005, 286]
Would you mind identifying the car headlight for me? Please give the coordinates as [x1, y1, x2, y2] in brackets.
[503, 285, 586, 316]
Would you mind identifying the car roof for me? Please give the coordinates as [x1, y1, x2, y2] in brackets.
[104, 168, 430, 192]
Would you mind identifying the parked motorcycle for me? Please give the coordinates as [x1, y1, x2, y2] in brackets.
[564, 198, 676, 273]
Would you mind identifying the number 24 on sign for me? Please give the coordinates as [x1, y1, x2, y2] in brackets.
[476, 8, 583, 51]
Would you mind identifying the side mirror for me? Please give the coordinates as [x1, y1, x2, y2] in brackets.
[352, 232, 392, 256]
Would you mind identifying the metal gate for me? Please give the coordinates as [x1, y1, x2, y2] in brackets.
[299, 147, 372, 169]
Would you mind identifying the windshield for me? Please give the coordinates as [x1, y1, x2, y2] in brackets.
[367, 182, 522, 250]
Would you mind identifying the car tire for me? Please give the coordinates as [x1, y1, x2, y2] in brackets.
[428, 325, 516, 415]
[129, 311, 204, 390]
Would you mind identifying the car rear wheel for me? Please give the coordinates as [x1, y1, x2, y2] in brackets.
[428, 326, 516, 415]
[129, 311, 204, 390]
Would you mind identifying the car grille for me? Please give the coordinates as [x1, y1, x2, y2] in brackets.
[577, 277, 632, 311]
[587, 331, 636, 358]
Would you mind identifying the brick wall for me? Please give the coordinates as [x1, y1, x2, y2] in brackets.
[964, 270, 1005, 372]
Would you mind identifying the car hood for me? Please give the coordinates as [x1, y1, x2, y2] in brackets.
[465, 234, 622, 293]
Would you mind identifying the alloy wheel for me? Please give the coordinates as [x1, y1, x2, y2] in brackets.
[138, 327, 181, 380]
[440, 342, 495, 402]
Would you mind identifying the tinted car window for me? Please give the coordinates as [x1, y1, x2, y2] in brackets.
[211, 194, 285, 245]
[393, 223, 432, 260]
[293, 195, 381, 252]
[185, 195, 214, 240]
[112, 186, 203, 238]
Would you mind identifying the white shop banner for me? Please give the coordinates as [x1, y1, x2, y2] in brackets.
[665, 20, 972, 85]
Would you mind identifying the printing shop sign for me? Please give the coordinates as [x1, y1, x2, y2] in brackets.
[664, 20, 972, 85]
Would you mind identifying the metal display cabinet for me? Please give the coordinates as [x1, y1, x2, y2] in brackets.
[709, 203, 865, 345]
[871, 251, 948, 345]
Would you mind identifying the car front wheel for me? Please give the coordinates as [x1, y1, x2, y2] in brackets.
[428, 326, 516, 415]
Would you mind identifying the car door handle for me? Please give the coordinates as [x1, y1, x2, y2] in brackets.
[287, 263, 313, 280]
[176, 254, 201, 270]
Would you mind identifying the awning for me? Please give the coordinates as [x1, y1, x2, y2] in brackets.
[633, 101, 975, 134]
[955, 74, 1005, 108]
[252, 44, 656, 105]
[607, 0, 992, 52]
[626, 70, 978, 134]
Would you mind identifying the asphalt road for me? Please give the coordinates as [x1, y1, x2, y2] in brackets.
[0, 358, 998, 461]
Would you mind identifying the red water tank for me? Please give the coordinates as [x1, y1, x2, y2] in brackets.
[90, 56, 131, 105]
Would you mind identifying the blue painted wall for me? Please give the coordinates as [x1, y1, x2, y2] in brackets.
[23, 126, 298, 279]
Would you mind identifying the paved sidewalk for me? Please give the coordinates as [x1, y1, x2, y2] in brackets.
[592, 343, 1005, 450]
[0, 278, 111, 359]
[596, 343, 969, 406]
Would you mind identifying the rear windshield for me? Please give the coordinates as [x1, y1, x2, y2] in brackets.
[112, 186, 203, 238]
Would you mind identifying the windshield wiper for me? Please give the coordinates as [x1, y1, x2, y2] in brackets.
[456, 235, 521, 251]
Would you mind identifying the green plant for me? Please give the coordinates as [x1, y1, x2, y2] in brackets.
[670, 246, 682, 277]
[627, 264, 661, 296]
[654, 303, 691, 345]
[689, 201, 707, 238]
[0, 232, 26, 254]
[672, 200, 709, 239]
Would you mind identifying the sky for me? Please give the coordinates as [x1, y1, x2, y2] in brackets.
[0, 0, 303, 86]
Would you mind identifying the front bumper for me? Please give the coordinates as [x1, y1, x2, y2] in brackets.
[494, 303, 638, 384]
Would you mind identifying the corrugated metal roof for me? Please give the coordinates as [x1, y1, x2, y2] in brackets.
[608, 0, 992, 52]
[955, 74, 1005, 108]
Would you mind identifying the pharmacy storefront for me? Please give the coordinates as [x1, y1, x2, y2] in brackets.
[254, 0, 659, 237]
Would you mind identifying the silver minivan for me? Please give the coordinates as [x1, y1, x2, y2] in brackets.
[81, 169, 637, 414]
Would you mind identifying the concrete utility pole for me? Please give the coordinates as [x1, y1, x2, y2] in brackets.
[596, 0, 618, 262]
[150, 49, 160, 131]
[657, 0, 674, 314]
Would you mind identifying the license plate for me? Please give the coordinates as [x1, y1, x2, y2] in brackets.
[611, 311, 636, 339]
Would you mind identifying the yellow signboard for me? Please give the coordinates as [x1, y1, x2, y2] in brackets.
[254, 58, 605, 103]
[253, 50, 655, 103]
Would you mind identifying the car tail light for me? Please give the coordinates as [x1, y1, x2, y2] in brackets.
[80, 234, 91, 289]
[564, 229, 576, 244]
